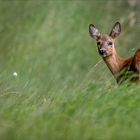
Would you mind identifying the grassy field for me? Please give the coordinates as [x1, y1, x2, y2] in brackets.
[0, 0, 140, 140]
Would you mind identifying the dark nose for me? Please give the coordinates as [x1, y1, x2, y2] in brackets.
[99, 49, 106, 56]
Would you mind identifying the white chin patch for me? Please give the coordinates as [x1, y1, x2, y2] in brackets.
[101, 54, 110, 57]
[102, 54, 107, 57]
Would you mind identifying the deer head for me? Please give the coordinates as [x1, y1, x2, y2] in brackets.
[89, 22, 121, 57]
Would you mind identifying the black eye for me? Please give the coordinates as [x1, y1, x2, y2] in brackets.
[108, 42, 112, 46]
[97, 42, 100, 46]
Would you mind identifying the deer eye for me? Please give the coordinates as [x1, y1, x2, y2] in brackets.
[97, 42, 101, 46]
[108, 42, 112, 46]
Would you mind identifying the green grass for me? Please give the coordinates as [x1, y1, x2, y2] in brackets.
[0, 0, 140, 140]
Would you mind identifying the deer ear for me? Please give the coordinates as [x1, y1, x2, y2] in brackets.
[109, 22, 121, 38]
[89, 24, 100, 40]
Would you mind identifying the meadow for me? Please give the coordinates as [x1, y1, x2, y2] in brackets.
[0, 0, 140, 140]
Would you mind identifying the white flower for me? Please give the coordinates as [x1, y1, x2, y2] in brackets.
[13, 72, 18, 77]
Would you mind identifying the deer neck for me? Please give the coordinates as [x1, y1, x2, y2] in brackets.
[103, 49, 125, 75]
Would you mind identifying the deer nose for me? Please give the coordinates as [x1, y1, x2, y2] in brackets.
[99, 49, 106, 56]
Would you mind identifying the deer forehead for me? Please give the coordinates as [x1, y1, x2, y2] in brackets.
[98, 34, 112, 42]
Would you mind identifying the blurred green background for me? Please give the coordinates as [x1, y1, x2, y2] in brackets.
[0, 0, 140, 140]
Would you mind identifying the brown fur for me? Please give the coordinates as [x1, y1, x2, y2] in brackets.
[89, 22, 140, 84]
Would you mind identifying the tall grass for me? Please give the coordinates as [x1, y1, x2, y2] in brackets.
[0, 1, 140, 140]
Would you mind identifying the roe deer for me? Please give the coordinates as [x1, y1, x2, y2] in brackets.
[89, 22, 140, 84]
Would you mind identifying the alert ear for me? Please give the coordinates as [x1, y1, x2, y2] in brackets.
[89, 24, 100, 40]
[109, 22, 121, 38]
